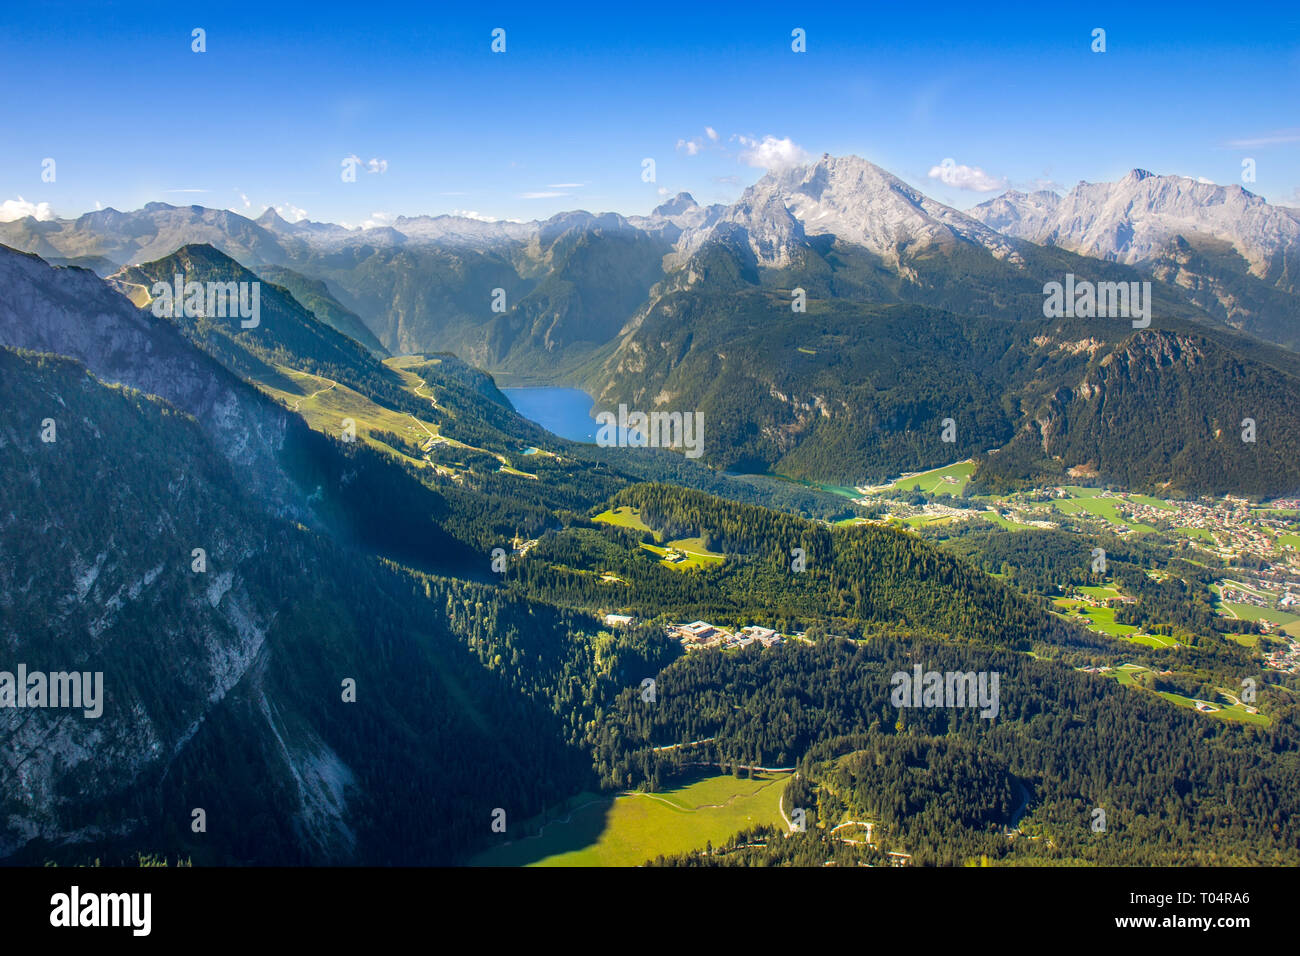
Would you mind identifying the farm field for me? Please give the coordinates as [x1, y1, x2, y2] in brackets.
[1219, 603, 1300, 638]
[1218, 602, 1300, 627]
[1078, 585, 1121, 600]
[471, 772, 790, 867]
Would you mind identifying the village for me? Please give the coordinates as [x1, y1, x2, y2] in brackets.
[667, 620, 798, 650]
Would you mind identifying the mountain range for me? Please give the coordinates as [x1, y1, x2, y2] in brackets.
[4, 154, 1300, 497]
[4, 150, 1300, 866]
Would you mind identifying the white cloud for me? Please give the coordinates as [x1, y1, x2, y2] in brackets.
[274, 203, 309, 223]
[361, 211, 394, 229]
[519, 191, 568, 199]
[677, 127, 721, 156]
[228, 192, 265, 217]
[927, 158, 1006, 192]
[449, 209, 499, 221]
[736, 135, 811, 171]
[344, 154, 389, 174]
[547, 182, 584, 189]
[0, 197, 54, 222]
[1222, 129, 1300, 149]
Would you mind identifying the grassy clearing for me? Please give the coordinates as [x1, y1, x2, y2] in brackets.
[640, 540, 724, 570]
[254, 355, 540, 480]
[1077, 585, 1121, 600]
[1053, 599, 1138, 637]
[594, 507, 723, 570]
[884, 461, 976, 496]
[1221, 602, 1300, 627]
[982, 512, 1038, 531]
[593, 506, 653, 534]
[1101, 666, 1270, 726]
[257, 366, 442, 465]
[904, 514, 958, 528]
[1052, 489, 1156, 532]
[471, 772, 790, 867]
[665, 536, 725, 562]
[1128, 633, 1179, 649]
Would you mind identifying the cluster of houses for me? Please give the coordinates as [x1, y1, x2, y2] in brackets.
[668, 620, 787, 650]
[601, 615, 794, 651]
[1219, 585, 1270, 608]
[1264, 639, 1300, 673]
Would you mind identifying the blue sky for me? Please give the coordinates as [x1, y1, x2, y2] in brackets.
[3, 1, 1299, 225]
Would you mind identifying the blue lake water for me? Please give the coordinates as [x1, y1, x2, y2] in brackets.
[502, 387, 599, 443]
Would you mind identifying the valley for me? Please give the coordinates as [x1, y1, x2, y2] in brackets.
[4, 153, 1300, 872]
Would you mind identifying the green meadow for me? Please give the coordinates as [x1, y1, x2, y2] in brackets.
[981, 511, 1038, 531]
[594, 507, 724, 569]
[885, 461, 976, 496]
[593, 505, 653, 534]
[1053, 598, 1138, 637]
[471, 772, 790, 867]
[1101, 666, 1269, 726]
[1051, 487, 1156, 532]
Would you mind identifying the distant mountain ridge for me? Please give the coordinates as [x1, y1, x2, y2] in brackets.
[969, 169, 1300, 348]
[4, 154, 1300, 491]
[5, 155, 1299, 360]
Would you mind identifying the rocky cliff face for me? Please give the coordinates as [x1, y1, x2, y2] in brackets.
[0, 347, 334, 859]
[972, 170, 1300, 277]
[0, 246, 307, 517]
